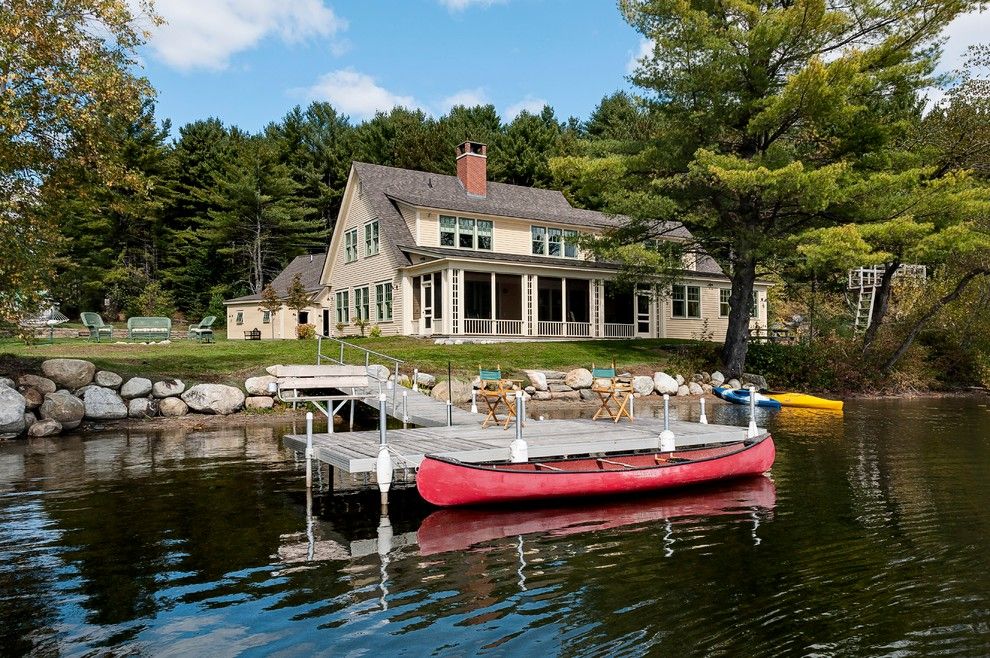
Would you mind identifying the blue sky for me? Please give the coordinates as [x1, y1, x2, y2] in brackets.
[134, 0, 988, 134]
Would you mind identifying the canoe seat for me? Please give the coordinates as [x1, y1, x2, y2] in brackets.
[533, 463, 563, 471]
[597, 458, 636, 469]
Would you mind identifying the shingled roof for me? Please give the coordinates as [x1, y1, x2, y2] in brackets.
[351, 161, 694, 267]
[225, 253, 327, 304]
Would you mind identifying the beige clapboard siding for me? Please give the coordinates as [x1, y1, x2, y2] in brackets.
[327, 177, 403, 337]
[662, 287, 767, 341]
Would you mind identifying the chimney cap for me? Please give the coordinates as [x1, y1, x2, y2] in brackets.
[456, 141, 487, 158]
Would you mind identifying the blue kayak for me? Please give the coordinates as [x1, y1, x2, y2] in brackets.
[713, 386, 782, 409]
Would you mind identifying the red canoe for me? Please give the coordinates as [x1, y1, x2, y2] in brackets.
[416, 432, 776, 507]
[417, 475, 776, 555]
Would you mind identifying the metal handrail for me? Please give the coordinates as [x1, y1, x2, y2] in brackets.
[316, 335, 405, 407]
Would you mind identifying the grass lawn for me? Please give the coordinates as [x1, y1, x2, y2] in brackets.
[0, 334, 719, 387]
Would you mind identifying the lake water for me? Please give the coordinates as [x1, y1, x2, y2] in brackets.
[1, 398, 988, 656]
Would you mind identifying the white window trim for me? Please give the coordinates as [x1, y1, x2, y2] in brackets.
[262, 310, 271, 324]
[719, 288, 731, 318]
[335, 290, 349, 324]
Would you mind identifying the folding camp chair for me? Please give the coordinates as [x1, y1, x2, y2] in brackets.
[591, 360, 633, 423]
[479, 365, 518, 429]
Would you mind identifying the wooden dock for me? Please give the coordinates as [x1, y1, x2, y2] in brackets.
[284, 415, 760, 474]
[282, 373, 761, 478]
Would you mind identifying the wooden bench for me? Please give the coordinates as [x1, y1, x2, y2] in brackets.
[244, 328, 261, 340]
[127, 317, 171, 340]
[269, 365, 372, 426]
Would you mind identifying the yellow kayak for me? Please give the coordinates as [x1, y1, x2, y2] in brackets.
[765, 392, 843, 411]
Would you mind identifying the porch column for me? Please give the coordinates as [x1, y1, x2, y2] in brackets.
[588, 279, 596, 338]
[401, 275, 413, 335]
[442, 268, 451, 335]
[457, 269, 465, 334]
[531, 274, 538, 335]
[561, 278, 568, 326]
[490, 273, 497, 335]
[521, 274, 529, 336]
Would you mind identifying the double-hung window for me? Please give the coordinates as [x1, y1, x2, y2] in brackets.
[364, 220, 379, 257]
[548, 228, 562, 257]
[476, 220, 493, 250]
[355, 287, 370, 321]
[672, 284, 701, 318]
[344, 229, 358, 262]
[440, 215, 456, 246]
[457, 218, 475, 248]
[719, 289, 758, 317]
[335, 291, 349, 324]
[262, 310, 271, 324]
[532, 226, 547, 255]
[235, 311, 243, 325]
[375, 282, 393, 321]
[563, 229, 578, 258]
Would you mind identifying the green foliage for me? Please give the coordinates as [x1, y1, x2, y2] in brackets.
[132, 281, 174, 318]
[206, 287, 228, 327]
[746, 342, 840, 392]
[258, 285, 280, 340]
[296, 323, 316, 340]
[353, 317, 369, 337]
[284, 273, 311, 315]
[369, 325, 383, 338]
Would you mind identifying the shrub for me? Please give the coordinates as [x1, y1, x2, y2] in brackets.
[335, 322, 345, 335]
[296, 323, 316, 339]
[353, 317, 368, 337]
[131, 280, 175, 318]
[369, 324, 382, 338]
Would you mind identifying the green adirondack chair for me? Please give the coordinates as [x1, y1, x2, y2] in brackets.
[189, 316, 217, 343]
[80, 312, 113, 343]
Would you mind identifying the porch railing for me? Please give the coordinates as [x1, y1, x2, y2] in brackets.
[537, 321, 564, 337]
[463, 318, 524, 335]
[602, 323, 635, 338]
[565, 322, 591, 337]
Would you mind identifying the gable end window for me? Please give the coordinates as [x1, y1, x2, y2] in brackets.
[344, 229, 358, 263]
[672, 284, 701, 319]
[364, 220, 379, 257]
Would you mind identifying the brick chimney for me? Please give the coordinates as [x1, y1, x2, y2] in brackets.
[456, 141, 487, 197]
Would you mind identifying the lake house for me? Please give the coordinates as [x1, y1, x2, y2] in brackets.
[227, 141, 769, 341]
[323, 141, 769, 341]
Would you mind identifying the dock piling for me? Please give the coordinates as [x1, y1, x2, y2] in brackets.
[413, 368, 419, 392]
[446, 400, 452, 427]
[659, 394, 675, 452]
[305, 412, 314, 490]
[510, 390, 528, 463]
[747, 386, 758, 438]
[699, 397, 708, 424]
[375, 393, 393, 511]
[470, 388, 478, 414]
[402, 390, 409, 425]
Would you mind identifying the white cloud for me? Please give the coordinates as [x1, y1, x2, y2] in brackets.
[627, 38, 654, 74]
[137, 0, 347, 71]
[439, 88, 490, 111]
[303, 69, 417, 119]
[502, 96, 548, 119]
[937, 10, 990, 73]
[438, 0, 504, 10]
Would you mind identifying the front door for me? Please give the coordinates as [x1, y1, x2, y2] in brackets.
[322, 309, 330, 337]
[635, 292, 651, 337]
[421, 276, 433, 336]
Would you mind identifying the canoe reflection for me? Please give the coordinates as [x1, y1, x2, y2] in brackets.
[417, 475, 776, 556]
